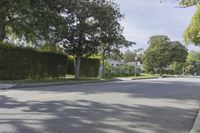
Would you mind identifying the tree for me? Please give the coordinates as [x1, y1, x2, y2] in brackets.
[171, 41, 188, 63]
[143, 35, 172, 75]
[187, 50, 200, 62]
[123, 50, 136, 62]
[108, 50, 123, 61]
[143, 36, 188, 75]
[123, 48, 143, 62]
[169, 62, 186, 74]
[170, 41, 188, 74]
[179, 0, 200, 7]
[94, 0, 135, 77]
[60, 0, 128, 79]
[100, 36, 134, 77]
[60, 0, 99, 79]
[184, 6, 200, 46]
[0, 0, 65, 44]
[162, 0, 199, 7]
[185, 50, 200, 75]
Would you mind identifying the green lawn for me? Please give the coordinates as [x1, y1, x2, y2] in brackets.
[132, 73, 159, 79]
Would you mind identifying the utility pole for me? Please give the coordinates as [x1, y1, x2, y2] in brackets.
[135, 56, 137, 78]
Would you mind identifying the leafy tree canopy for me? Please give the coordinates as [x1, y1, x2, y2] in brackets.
[143, 35, 172, 74]
[187, 50, 200, 62]
[0, 0, 66, 44]
[123, 50, 136, 62]
[122, 49, 143, 62]
[179, 0, 200, 7]
[171, 41, 188, 62]
[184, 6, 200, 46]
[143, 35, 188, 75]
[58, 0, 130, 79]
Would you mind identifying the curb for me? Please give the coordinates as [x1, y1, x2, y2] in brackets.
[1, 77, 160, 90]
[9, 79, 119, 89]
[0, 84, 17, 90]
[132, 77, 159, 80]
[190, 109, 200, 133]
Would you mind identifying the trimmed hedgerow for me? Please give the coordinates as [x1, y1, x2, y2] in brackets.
[0, 43, 68, 80]
[80, 58, 100, 77]
[67, 57, 100, 77]
[0, 43, 100, 80]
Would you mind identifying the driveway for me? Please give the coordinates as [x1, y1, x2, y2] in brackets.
[0, 78, 200, 133]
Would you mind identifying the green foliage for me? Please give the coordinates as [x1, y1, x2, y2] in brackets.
[185, 61, 200, 75]
[67, 56, 75, 75]
[143, 35, 188, 75]
[179, 0, 199, 7]
[0, 0, 66, 43]
[59, 0, 127, 79]
[80, 58, 100, 77]
[108, 51, 123, 61]
[184, 6, 200, 46]
[143, 35, 172, 74]
[123, 50, 137, 62]
[185, 50, 200, 75]
[0, 43, 100, 80]
[168, 41, 188, 74]
[169, 62, 185, 75]
[0, 43, 68, 80]
[122, 49, 143, 63]
[104, 63, 140, 77]
[171, 41, 188, 62]
[67, 57, 100, 77]
[187, 50, 200, 62]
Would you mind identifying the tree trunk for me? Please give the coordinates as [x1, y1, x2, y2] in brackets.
[74, 56, 81, 80]
[160, 68, 163, 76]
[102, 51, 105, 78]
[0, 13, 6, 43]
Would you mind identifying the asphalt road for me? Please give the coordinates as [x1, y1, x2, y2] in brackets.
[0, 78, 200, 133]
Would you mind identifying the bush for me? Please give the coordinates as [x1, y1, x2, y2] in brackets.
[0, 43, 100, 80]
[104, 63, 141, 77]
[80, 58, 100, 77]
[67, 57, 100, 77]
[0, 43, 68, 80]
[67, 56, 75, 75]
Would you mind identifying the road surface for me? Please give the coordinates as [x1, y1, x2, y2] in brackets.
[0, 78, 200, 133]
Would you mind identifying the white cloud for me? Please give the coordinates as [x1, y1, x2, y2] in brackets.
[115, 0, 200, 51]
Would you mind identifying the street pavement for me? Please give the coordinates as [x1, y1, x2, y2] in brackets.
[0, 78, 200, 133]
[0, 84, 16, 90]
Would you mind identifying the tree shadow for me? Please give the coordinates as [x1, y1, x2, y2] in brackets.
[0, 95, 197, 133]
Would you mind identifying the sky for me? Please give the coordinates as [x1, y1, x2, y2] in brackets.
[115, 0, 200, 51]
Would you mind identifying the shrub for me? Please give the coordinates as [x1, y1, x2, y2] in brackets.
[67, 56, 75, 75]
[80, 58, 100, 77]
[0, 43, 68, 80]
[0, 43, 100, 80]
[104, 63, 141, 77]
[67, 57, 100, 77]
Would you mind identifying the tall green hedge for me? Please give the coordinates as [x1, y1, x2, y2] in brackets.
[0, 44, 68, 80]
[0, 44, 100, 80]
[80, 58, 100, 77]
[67, 57, 100, 77]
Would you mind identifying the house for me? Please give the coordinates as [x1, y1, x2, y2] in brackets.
[107, 59, 124, 67]
[107, 59, 141, 67]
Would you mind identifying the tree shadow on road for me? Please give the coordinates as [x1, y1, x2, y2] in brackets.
[0, 95, 196, 133]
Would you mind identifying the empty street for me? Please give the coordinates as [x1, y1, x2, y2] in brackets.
[0, 78, 200, 133]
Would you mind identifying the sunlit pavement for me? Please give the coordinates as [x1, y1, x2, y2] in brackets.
[0, 78, 200, 133]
